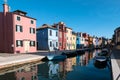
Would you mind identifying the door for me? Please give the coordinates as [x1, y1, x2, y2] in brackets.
[24, 41, 30, 53]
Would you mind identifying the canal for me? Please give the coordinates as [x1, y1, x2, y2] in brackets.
[0, 50, 112, 80]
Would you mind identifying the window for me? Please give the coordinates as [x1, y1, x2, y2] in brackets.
[56, 42, 58, 47]
[31, 20, 34, 24]
[16, 25, 23, 32]
[66, 30, 68, 33]
[16, 40, 23, 47]
[30, 28, 35, 34]
[17, 16, 20, 21]
[67, 37, 68, 40]
[30, 41, 35, 46]
[50, 30, 52, 36]
[73, 37, 75, 40]
[50, 41, 52, 47]
[56, 31, 58, 36]
[20, 77, 25, 80]
[59, 43, 61, 46]
[64, 34, 66, 37]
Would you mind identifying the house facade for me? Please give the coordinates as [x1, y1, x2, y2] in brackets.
[53, 22, 66, 50]
[0, 3, 36, 53]
[71, 32, 77, 50]
[114, 27, 120, 45]
[76, 32, 85, 49]
[80, 33, 85, 47]
[66, 27, 72, 50]
[93, 37, 99, 48]
[37, 24, 58, 51]
[88, 36, 93, 48]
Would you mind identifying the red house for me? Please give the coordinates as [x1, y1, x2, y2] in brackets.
[53, 22, 67, 50]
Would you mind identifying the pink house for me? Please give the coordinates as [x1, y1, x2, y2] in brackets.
[0, 3, 36, 53]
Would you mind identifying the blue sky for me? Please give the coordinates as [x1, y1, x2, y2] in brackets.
[0, 0, 120, 38]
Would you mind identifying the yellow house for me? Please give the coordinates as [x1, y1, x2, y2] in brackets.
[71, 32, 77, 50]
[66, 27, 72, 50]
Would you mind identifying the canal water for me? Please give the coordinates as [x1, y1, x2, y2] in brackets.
[0, 50, 112, 80]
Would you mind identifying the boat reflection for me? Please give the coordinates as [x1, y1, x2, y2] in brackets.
[38, 51, 96, 80]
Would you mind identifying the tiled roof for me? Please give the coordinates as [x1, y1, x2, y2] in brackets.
[37, 24, 57, 30]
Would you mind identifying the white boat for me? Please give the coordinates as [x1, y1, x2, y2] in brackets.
[94, 56, 107, 69]
[95, 56, 107, 62]
[47, 54, 67, 61]
[47, 55, 55, 60]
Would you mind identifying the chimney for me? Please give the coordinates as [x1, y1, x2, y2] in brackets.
[3, 3, 9, 16]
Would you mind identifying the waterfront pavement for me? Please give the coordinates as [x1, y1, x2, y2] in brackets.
[111, 46, 120, 80]
[0, 50, 75, 69]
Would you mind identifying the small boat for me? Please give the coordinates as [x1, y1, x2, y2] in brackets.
[102, 48, 109, 53]
[94, 56, 107, 69]
[61, 52, 77, 58]
[95, 56, 107, 62]
[47, 54, 67, 61]
[47, 54, 55, 60]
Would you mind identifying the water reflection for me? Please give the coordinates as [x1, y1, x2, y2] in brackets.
[0, 50, 111, 80]
[0, 64, 38, 80]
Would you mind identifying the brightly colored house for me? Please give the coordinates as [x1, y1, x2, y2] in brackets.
[83, 33, 89, 47]
[0, 3, 36, 53]
[76, 32, 85, 49]
[71, 32, 77, 50]
[52, 22, 66, 50]
[37, 24, 58, 51]
[66, 27, 72, 50]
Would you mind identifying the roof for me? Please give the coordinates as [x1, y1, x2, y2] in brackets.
[115, 27, 120, 32]
[13, 10, 27, 15]
[13, 10, 36, 20]
[37, 24, 57, 30]
[72, 31, 77, 35]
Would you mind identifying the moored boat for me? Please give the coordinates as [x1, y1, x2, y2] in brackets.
[94, 56, 107, 69]
[47, 54, 67, 61]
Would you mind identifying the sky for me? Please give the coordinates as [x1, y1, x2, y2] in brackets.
[0, 0, 120, 38]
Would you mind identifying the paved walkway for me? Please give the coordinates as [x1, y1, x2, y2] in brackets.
[111, 47, 120, 80]
[0, 50, 76, 69]
[0, 53, 45, 69]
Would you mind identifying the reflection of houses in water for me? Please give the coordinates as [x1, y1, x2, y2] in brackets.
[71, 57, 76, 66]
[65, 58, 73, 72]
[85, 51, 89, 65]
[38, 61, 60, 80]
[89, 51, 93, 59]
[15, 65, 38, 80]
[76, 55, 80, 65]
[93, 50, 101, 57]
[59, 61, 67, 80]
[0, 65, 38, 80]
[0, 72, 16, 80]
[76, 51, 92, 66]
[48, 61, 59, 76]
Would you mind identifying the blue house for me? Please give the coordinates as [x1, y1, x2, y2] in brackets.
[76, 32, 81, 49]
[37, 24, 58, 51]
[76, 32, 84, 49]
